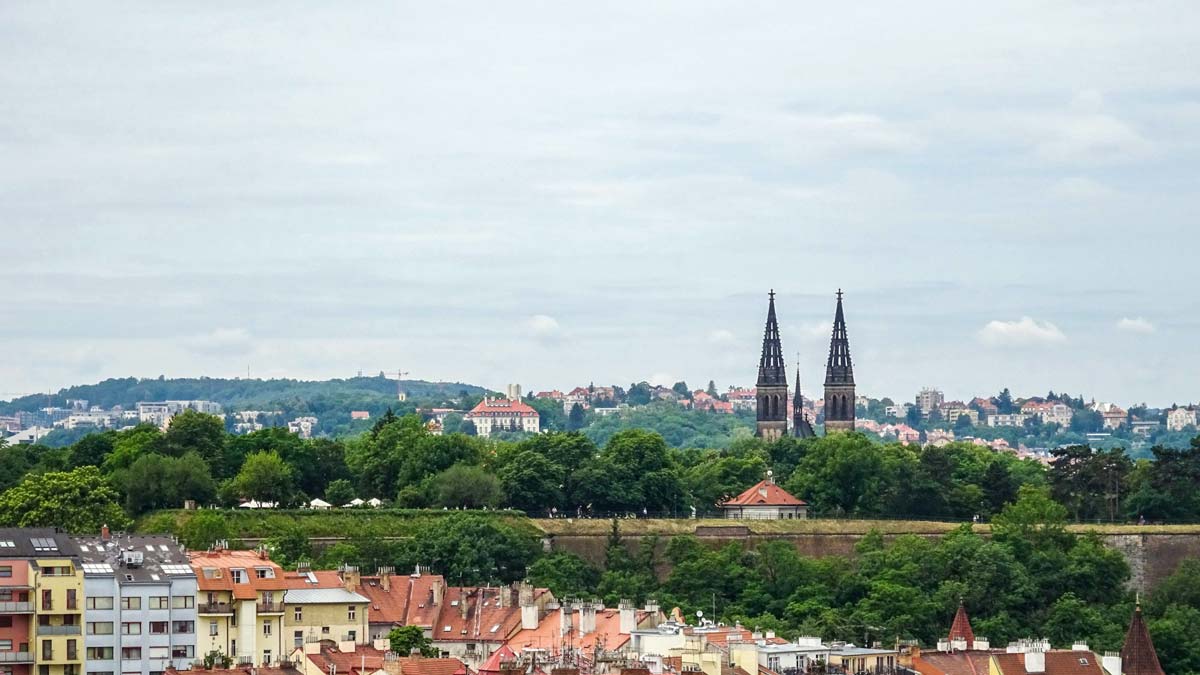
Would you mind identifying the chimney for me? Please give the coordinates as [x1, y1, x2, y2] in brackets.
[459, 591, 469, 619]
[972, 638, 989, 651]
[1025, 641, 1047, 674]
[382, 653, 403, 675]
[343, 566, 361, 592]
[560, 606, 573, 637]
[432, 578, 444, 606]
[101, 524, 111, 541]
[521, 584, 539, 630]
[1102, 652, 1122, 675]
[379, 566, 393, 592]
[1072, 642, 1089, 652]
[951, 638, 967, 651]
[619, 599, 636, 634]
[518, 582, 534, 608]
[578, 601, 597, 636]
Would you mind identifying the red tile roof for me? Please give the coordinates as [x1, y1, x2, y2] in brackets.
[913, 652, 992, 675]
[990, 651, 1104, 675]
[721, 480, 805, 507]
[506, 607, 650, 652]
[948, 603, 975, 644]
[188, 549, 288, 598]
[302, 645, 467, 675]
[469, 399, 539, 416]
[1121, 606, 1165, 675]
[433, 587, 523, 644]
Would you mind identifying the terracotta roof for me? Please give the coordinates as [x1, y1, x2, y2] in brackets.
[303, 646, 467, 675]
[478, 645, 518, 675]
[168, 667, 297, 675]
[721, 480, 805, 507]
[913, 652, 992, 675]
[506, 607, 649, 652]
[1121, 606, 1166, 675]
[469, 399, 539, 416]
[188, 549, 287, 597]
[433, 587, 523, 644]
[990, 651, 1104, 675]
[948, 603, 975, 644]
[394, 657, 470, 675]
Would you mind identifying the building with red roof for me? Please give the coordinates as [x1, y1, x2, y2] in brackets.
[719, 474, 806, 520]
[466, 398, 540, 437]
[1120, 604, 1165, 675]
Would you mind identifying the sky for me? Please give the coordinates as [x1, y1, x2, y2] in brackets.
[1, 1, 1198, 406]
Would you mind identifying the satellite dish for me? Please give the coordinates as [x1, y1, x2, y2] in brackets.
[696, 610, 704, 618]
[767, 470, 773, 477]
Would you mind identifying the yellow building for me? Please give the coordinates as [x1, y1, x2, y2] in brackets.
[188, 550, 368, 667]
[0, 530, 83, 675]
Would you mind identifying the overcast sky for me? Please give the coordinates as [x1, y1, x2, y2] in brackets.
[2, 2, 1198, 406]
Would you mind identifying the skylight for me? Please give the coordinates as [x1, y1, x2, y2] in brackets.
[0, 540, 14, 548]
[82, 563, 114, 574]
[161, 564, 193, 575]
[30, 537, 58, 552]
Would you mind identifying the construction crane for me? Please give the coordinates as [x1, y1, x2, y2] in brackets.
[396, 370, 410, 401]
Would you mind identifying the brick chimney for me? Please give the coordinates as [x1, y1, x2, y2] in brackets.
[101, 524, 111, 541]
[432, 578, 444, 607]
[343, 566, 361, 592]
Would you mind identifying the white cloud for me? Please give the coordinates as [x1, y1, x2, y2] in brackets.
[707, 329, 736, 345]
[524, 315, 563, 343]
[1117, 317, 1155, 334]
[977, 317, 1067, 347]
[647, 372, 677, 387]
[183, 328, 255, 357]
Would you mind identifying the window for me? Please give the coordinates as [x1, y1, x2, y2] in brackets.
[347, 606, 356, 621]
[67, 590, 77, 610]
[87, 622, 114, 635]
[0, 540, 13, 547]
[294, 631, 304, 648]
[229, 569, 244, 584]
[0, 640, 11, 650]
[149, 597, 169, 610]
[86, 648, 114, 660]
[120, 597, 140, 610]
[171, 646, 193, 659]
[254, 567, 274, 579]
[42, 590, 52, 610]
[87, 597, 114, 610]
[262, 621, 272, 636]
[148, 647, 169, 660]
[172, 621, 193, 635]
[149, 622, 168, 635]
[263, 650, 272, 665]
[120, 648, 141, 661]
[66, 640, 76, 661]
[209, 621, 218, 636]
[347, 631, 356, 642]
[171, 596, 193, 609]
[30, 538, 58, 552]
[0, 566, 10, 578]
[293, 607, 302, 621]
[121, 622, 141, 635]
[0, 617, 9, 628]
[86, 671, 115, 675]
[42, 641, 52, 660]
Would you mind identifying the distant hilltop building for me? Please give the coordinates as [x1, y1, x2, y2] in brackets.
[754, 289, 856, 438]
[467, 397, 540, 437]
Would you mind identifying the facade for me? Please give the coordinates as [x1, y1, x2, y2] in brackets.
[917, 388, 945, 416]
[719, 474, 807, 520]
[0, 529, 83, 675]
[189, 547, 289, 667]
[465, 399, 540, 438]
[1166, 407, 1197, 432]
[755, 292, 789, 440]
[279, 568, 368, 652]
[823, 291, 856, 433]
[75, 532, 198, 675]
[987, 414, 1028, 428]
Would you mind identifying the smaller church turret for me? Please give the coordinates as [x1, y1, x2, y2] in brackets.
[793, 361, 815, 438]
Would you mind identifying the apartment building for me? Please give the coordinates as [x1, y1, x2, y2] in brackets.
[188, 549, 369, 667]
[74, 532, 198, 675]
[0, 529, 83, 675]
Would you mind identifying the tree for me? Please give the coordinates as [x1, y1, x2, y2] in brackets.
[0, 466, 129, 532]
[906, 405, 923, 428]
[499, 451, 563, 513]
[267, 524, 313, 567]
[707, 380, 719, 398]
[178, 511, 232, 550]
[996, 388, 1014, 414]
[232, 451, 295, 506]
[118, 452, 216, 514]
[68, 431, 116, 468]
[568, 403, 587, 431]
[672, 381, 691, 398]
[429, 464, 503, 508]
[460, 419, 477, 436]
[527, 552, 601, 598]
[162, 410, 227, 473]
[406, 514, 539, 584]
[387, 625, 436, 657]
[324, 478, 356, 507]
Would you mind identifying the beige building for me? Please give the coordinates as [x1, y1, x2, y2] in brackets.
[1167, 407, 1197, 432]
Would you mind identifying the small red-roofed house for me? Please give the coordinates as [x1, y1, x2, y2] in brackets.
[719, 474, 806, 520]
[466, 398, 540, 437]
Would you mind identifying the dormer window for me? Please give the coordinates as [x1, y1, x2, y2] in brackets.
[230, 568, 245, 583]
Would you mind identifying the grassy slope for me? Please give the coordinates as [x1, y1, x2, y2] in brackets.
[135, 510, 1198, 539]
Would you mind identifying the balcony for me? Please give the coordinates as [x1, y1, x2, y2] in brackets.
[0, 652, 35, 664]
[0, 601, 34, 613]
[36, 624, 82, 635]
[198, 602, 234, 615]
[256, 602, 285, 614]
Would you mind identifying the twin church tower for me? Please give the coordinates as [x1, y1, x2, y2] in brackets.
[755, 290, 856, 440]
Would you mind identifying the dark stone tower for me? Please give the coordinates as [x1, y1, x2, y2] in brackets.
[823, 289, 856, 433]
[756, 290, 789, 440]
[793, 361, 816, 439]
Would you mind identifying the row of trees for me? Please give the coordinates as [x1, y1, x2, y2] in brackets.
[3, 408, 1199, 529]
